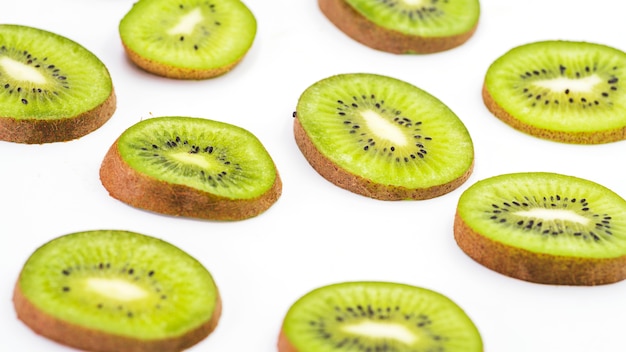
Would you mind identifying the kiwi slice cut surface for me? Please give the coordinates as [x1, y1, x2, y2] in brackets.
[319, 0, 480, 54]
[13, 230, 221, 352]
[454, 172, 626, 285]
[483, 40, 626, 144]
[278, 281, 483, 352]
[119, 0, 257, 79]
[294, 73, 474, 200]
[0, 24, 115, 143]
[100, 116, 281, 220]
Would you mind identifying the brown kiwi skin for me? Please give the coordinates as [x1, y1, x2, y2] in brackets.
[294, 118, 474, 200]
[0, 89, 116, 144]
[318, 0, 478, 54]
[13, 281, 221, 352]
[277, 329, 298, 352]
[454, 211, 626, 285]
[482, 84, 626, 144]
[99, 139, 282, 221]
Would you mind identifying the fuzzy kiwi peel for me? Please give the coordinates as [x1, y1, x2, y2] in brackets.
[454, 172, 626, 285]
[100, 116, 281, 221]
[278, 281, 483, 352]
[294, 73, 474, 200]
[319, 0, 480, 54]
[13, 230, 221, 352]
[119, 0, 257, 79]
[0, 24, 115, 143]
[483, 40, 626, 144]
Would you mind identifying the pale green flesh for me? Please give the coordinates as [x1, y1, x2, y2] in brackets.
[0, 24, 112, 120]
[18, 230, 219, 340]
[117, 116, 277, 199]
[283, 282, 482, 351]
[345, 0, 480, 37]
[484, 40, 626, 133]
[296, 73, 473, 189]
[119, 0, 256, 69]
[457, 172, 626, 258]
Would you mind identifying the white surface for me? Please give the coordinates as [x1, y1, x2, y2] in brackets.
[2, 1, 626, 351]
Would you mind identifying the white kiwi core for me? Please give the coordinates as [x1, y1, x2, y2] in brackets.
[361, 109, 408, 147]
[86, 278, 148, 301]
[167, 8, 204, 36]
[341, 321, 417, 344]
[514, 208, 590, 226]
[0, 57, 47, 84]
[401, 0, 426, 6]
[532, 75, 603, 93]
[170, 151, 213, 169]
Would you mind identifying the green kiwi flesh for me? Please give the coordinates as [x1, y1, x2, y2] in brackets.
[119, 0, 257, 79]
[454, 172, 626, 285]
[13, 230, 221, 352]
[294, 73, 474, 200]
[0, 24, 115, 143]
[278, 281, 483, 352]
[100, 116, 281, 220]
[483, 40, 626, 144]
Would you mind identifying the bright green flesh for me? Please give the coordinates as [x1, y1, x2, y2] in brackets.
[119, 0, 256, 70]
[484, 40, 626, 133]
[282, 282, 482, 352]
[296, 73, 473, 189]
[117, 116, 277, 199]
[17, 230, 219, 340]
[457, 172, 626, 258]
[0, 24, 112, 120]
[345, 0, 480, 37]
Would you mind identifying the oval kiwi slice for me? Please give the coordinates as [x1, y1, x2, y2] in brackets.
[278, 281, 483, 352]
[454, 172, 626, 285]
[13, 230, 221, 352]
[119, 0, 257, 79]
[319, 0, 480, 54]
[100, 116, 281, 220]
[483, 40, 626, 144]
[0, 24, 115, 143]
[294, 73, 474, 200]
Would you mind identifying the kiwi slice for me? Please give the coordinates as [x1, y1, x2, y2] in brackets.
[0, 24, 115, 143]
[278, 281, 483, 352]
[319, 0, 480, 54]
[294, 73, 474, 200]
[119, 0, 257, 79]
[13, 230, 221, 352]
[454, 172, 626, 285]
[100, 116, 281, 220]
[483, 40, 626, 144]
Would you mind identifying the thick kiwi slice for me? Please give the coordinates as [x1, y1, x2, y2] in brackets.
[278, 281, 483, 352]
[13, 230, 221, 352]
[294, 73, 474, 200]
[319, 0, 480, 54]
[100, 116, 281, 220]
[454, 172, 626, 285]
[0, 24, 115, 143]
[483, 40, 626, 144]
[119, 0, 257, 79]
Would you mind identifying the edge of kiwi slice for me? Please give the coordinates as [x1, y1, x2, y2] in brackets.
[318, 0, 480, 54]
[100, 116, 282, 221]
[483, 40, 626, 144]
[454, 172, 626, 285]
[0, 24, 116, 143]
[13, 229, 221, 352]
[294, 73, 474, 200]
[278, 281, 483, 352]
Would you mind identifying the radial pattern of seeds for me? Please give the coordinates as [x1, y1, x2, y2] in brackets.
[15, 230, 219, 341]
[484, 41, 626, 140]
[280, 282, 482, 352]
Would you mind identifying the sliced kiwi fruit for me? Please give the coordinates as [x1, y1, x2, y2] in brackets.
[294, 73, 474, 200]
[278, 281, 483, 352]
[483, 40, 626, 144]
[0, 24, 115, 143]
[319, 0, 480, 54]
[100, 116, 281, 220]
[13, 229, 221, 352]
[119, 0, 257, 79]
[454, 172, 626, 285]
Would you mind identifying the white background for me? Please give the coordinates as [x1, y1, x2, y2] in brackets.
[2, 0, 626, 351]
